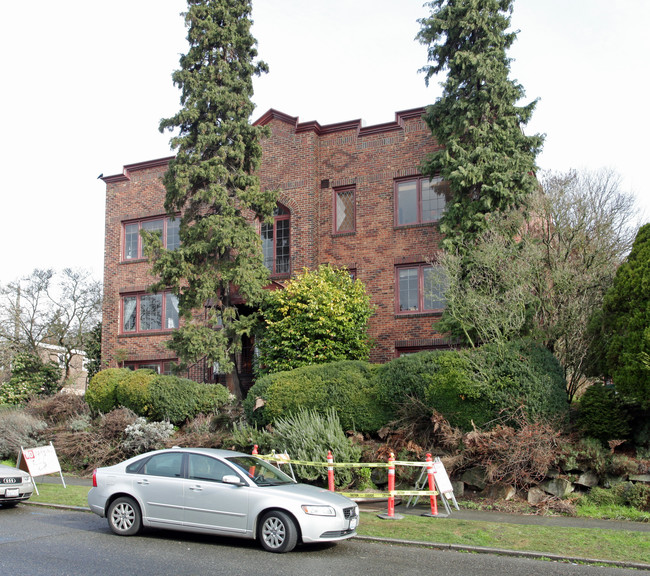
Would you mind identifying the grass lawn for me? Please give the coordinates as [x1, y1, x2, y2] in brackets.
[357, 512, 650, 565]
[21, 480, 650, 566]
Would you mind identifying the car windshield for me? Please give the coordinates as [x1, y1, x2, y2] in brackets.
[226, 456, 295, 486]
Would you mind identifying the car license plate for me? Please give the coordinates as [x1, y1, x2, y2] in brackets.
[5, 488, 20, 498]
[349, 516, 358, 530]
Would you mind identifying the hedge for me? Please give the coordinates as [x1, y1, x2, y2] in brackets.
[244, 360, 389, 433]
[86, 369, 232, 425]
[246, 340, 569, 434]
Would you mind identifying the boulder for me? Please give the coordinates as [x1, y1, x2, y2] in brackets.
[482, 484, 516, 501]
[575, 471, 599, 488]
[527, 486, 548, 505]
[544, 468, 561, 479]
[461, 467, 487, 490]
[539, 477, 574, 499]
[451, 480, 464, 498]
[629, 474, 650, 484]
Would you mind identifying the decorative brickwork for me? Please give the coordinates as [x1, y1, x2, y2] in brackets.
[101, 108, 450, 379]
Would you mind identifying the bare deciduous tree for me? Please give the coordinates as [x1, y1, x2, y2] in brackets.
[436, 168, 639, 402]
[0, 268, 102, 382]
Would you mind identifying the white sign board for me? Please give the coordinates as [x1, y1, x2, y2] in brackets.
[20, 444, 62, 476]
[432, 458, 453, 495]
[18, 443, 66, 493]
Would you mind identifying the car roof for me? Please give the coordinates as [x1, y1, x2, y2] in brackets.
[158, 447, 250, 459]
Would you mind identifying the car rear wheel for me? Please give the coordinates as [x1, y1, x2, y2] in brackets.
[107, 496, 142, 536]
[258, 510, 298, 553]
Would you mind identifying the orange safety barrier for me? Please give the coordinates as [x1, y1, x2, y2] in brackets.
[425, 453, 438, 516]
[327, 450, 335, 492]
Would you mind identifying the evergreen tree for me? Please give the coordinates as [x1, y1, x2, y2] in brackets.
[418, 0, 543, 250]
[149, 0, 276, 398]
[599, 223, 650, 407]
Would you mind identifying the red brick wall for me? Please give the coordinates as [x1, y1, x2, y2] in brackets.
[101, 108, 448, 371]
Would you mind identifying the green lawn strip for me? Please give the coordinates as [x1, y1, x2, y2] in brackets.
[358, 513, 650, 565]
[576, 503, 650, 522]
[29, 483, 90, 508]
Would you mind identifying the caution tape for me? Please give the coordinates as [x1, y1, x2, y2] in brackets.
[257, 453, 432, 469]
[339, 490, 439, 498]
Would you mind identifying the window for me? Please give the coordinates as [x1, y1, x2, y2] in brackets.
[334, 187, 355, 233]
[142, 452, 183, 478]
[122, 292, 179, 333]
[123, 216, 180, 260]
[262, 205, 290, 275]
[396, 265, 446, 314]
[395, 177, 446, 226]
[188, 454, 232, 483]
[124, 361, 176, 374]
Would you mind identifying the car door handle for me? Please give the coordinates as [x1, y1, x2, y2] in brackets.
[189, 485, 203, 491]
[137, 479, 150, 485]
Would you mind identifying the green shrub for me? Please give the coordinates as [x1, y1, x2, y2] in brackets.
[377, 340, 568, 432]
[578, 384, 631, 444]
[229, 421, 275, 454]
[147, 376, 230, 425]
[423, 352, 487, 429]
[479, 340, 568, 423]
[115, 370, 156, 415]
[244, 361, 388, 433]
[0, 353, 62, 405]
[374, 350, 444, 408]
[85, 368, 132, 413]
[625, 483, 650, 511]
[271, 407, 361, 488]
[583, 483, 650, 511]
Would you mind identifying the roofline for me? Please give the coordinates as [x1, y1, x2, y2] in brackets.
[253, 107, 426, 137]
[101, 107, 427, 182]
[101, 156, 175, 183]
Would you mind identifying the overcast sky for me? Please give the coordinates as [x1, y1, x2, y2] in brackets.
[1, 0, 648, 284]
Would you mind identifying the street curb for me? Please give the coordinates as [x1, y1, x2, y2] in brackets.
[25, 501, 91, 513]
[24, 501, 650, 570]
[353, 535, 650, 571]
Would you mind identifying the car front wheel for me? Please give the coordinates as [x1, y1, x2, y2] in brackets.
[258, 510, 298, 553]
[107, 496, 142, 536]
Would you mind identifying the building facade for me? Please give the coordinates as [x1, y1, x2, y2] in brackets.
[101, 108, 452, 390]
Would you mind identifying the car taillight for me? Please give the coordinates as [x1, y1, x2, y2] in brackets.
[92, 469, 97, 487]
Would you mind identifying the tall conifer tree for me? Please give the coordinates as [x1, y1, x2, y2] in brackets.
[149, 0, 276, 397]
[418, 0, 543, 250]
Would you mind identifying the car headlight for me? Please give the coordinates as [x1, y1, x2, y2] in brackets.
[301, 504, 336, 516]
[22, 475, 32, 484]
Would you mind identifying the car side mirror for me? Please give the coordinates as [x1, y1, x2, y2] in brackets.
[222, 475, 245, 486]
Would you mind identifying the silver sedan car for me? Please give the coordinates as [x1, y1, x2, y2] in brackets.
[88, 447, 359, 553]
[0, 463, 33, 507]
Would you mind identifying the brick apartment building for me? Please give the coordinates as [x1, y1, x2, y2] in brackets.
[100, 107, 452, 393]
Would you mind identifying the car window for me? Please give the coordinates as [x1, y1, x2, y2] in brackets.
[142, 453, 183, 478]
[187, 454, 232, 483]
[126, 458, 147, 474]
[226, 456, 294, 486]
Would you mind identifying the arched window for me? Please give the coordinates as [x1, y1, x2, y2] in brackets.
[261, 205, 290, 275]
